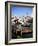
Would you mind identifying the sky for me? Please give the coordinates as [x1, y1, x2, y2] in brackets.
[11, 6, 33, 17]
